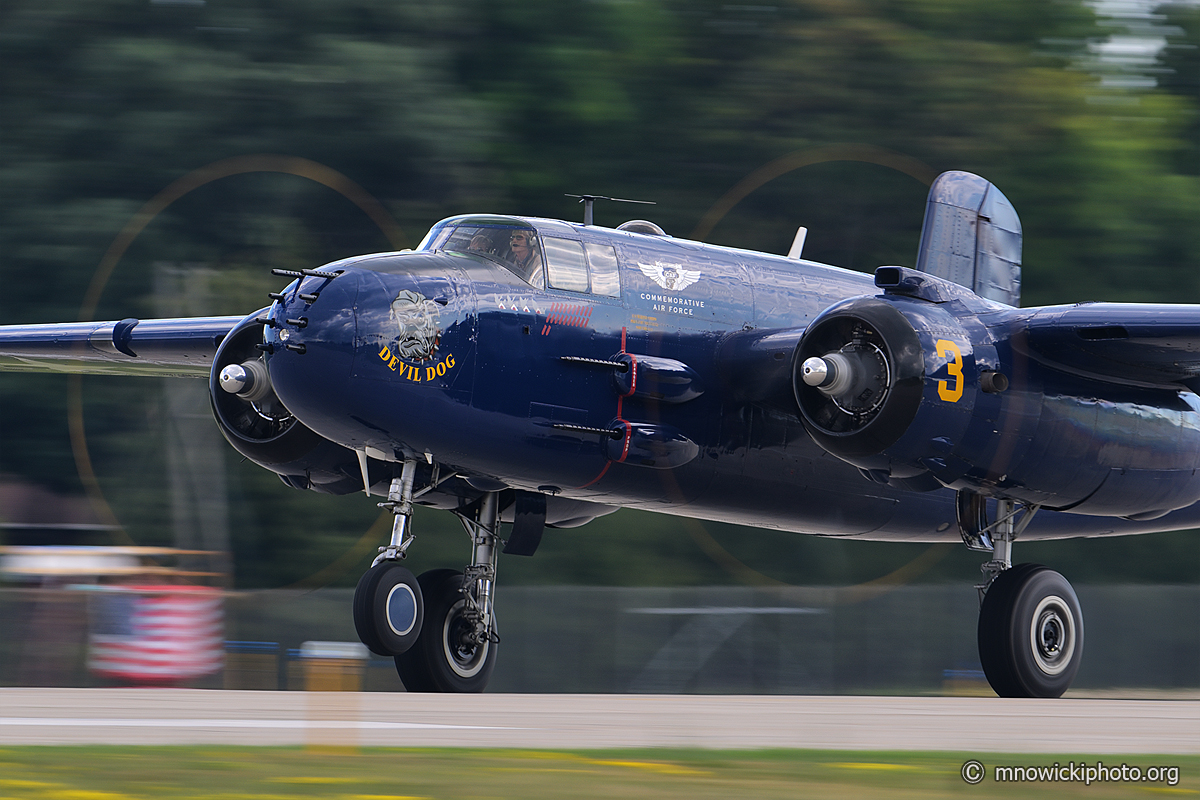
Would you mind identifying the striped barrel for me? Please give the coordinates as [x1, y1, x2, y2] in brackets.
[88, 585, 223, 683]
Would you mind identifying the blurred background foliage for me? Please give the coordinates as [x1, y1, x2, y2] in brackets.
[1, 0, 1198, 588]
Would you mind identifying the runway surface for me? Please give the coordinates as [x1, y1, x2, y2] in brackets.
[0, 689, 1196, 753]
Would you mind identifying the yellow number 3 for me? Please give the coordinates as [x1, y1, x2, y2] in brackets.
[936, 339, 964, 403]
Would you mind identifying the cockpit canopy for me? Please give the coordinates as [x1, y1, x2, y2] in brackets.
[418, 216, 544, 287]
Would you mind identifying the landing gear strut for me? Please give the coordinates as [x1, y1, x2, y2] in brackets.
[959, 493, 1084, 698]
[395, 493, 501, 692]
[351, 462, 501, 692]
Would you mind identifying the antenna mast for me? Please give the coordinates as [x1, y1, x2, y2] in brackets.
[565, 194, 655, 226]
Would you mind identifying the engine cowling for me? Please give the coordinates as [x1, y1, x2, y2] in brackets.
[794, 286, 983, 491]
[210, 310, 369, 495]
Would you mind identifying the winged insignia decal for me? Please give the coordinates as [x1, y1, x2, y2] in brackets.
[638, 262, 701, 291]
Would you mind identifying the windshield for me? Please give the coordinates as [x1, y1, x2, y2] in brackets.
[420, 220, 544, 287]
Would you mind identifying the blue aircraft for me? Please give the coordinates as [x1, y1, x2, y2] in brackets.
[2, 171, 1198, 697]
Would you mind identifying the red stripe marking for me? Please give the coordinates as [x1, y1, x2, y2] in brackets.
[572, 326, 632, 490]
[617, 421, 632, 462]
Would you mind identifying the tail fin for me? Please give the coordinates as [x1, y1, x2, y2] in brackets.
[915, 171, 1022, 306]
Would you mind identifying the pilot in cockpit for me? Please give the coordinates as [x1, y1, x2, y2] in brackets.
[507, 229, 541, 281]
[468, 233, 495, 254]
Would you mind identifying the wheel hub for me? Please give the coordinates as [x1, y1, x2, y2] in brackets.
[385, 583, 419, 636]
[1030, 595, 1075, 676]
[1038, 613, 1063, 655]
[444, 599, 489, 678]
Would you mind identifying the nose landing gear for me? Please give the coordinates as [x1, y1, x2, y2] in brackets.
[960, 493, 1084, 698]
[352, 462, 501, 692]
[354, 461, 425, 656]
[354, 561, 424, 656]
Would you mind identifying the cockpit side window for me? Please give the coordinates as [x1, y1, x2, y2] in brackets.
[424, 222, 544, 287]
[543, 238, 622, 298]
[544, 237, 589, 292]
[584, 243, 621, 297]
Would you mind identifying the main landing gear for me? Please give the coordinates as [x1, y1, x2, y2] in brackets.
[959, 493, 1084, 698]
[353, 462, 500, 692]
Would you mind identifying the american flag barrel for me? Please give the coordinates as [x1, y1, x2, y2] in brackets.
[300, 640, 368, 692]
[87, 585, 223, 684]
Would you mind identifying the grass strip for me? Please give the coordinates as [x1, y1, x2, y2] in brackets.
[0, 746, 1194, 799]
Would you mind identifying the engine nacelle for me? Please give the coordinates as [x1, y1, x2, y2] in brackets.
[794, 267, 1200, 517]
[794, 286, 979, 490]
[210, 311, 369, 495]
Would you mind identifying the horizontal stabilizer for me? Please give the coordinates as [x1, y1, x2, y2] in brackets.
[1019, 303, 1200, 392]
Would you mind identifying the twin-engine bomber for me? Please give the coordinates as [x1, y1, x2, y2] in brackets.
[4, 171, 1200, 697]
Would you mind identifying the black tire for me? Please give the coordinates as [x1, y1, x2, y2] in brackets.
[977, 563, 1036, 698]
[978, 564, 1084, 698]
[353, 562, 424, 657]
[394, 569, 498, 693]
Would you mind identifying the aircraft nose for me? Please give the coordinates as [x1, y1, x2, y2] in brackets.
[268, 267, 358, 353]
[260, 255, 475, 451]
[262, 267, 359, 422]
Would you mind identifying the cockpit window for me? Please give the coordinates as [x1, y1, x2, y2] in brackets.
[421, 225, 454, 252]
[420, 221, 544, 287]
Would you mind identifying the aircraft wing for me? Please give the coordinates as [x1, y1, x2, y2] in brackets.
[1018, 303, 1200, 392]
[0, 316, 243, 378]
